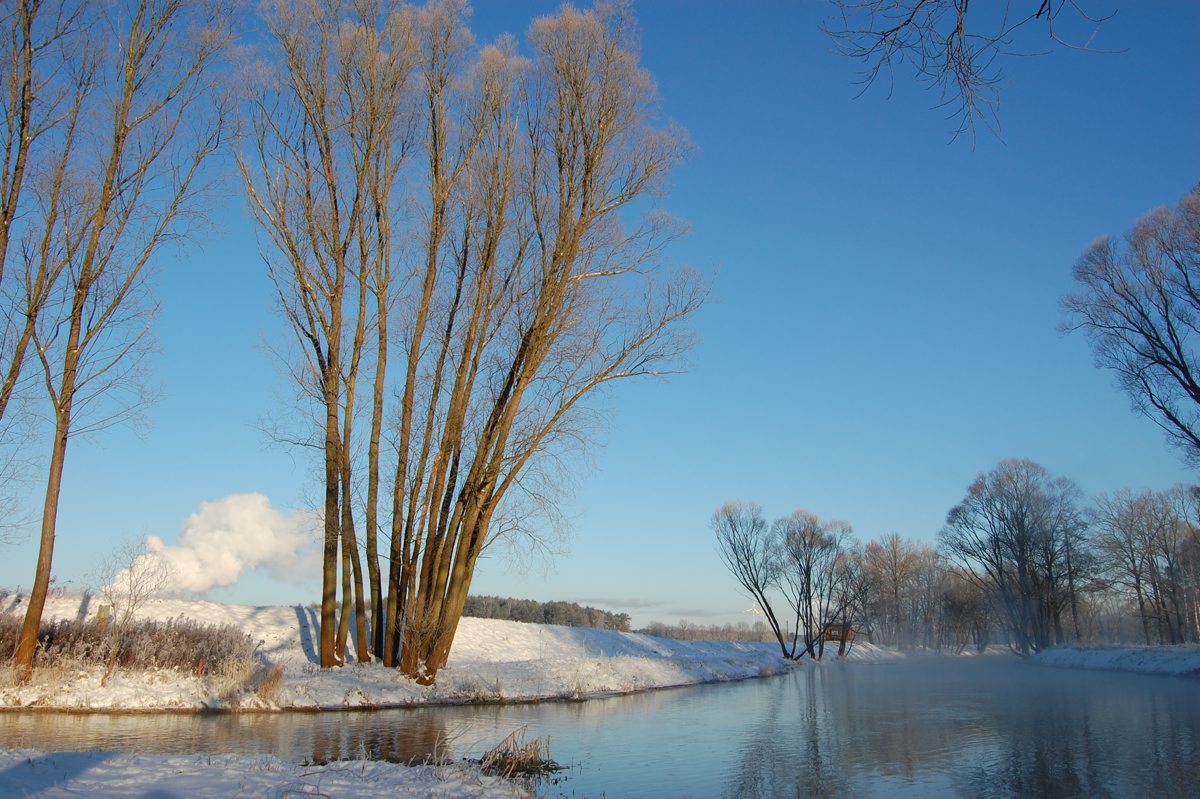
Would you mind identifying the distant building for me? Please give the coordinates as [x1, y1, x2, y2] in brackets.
[821, 622, 855, 643]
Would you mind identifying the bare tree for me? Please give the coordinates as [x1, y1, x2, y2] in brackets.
[712, 500, 789, 658]
[1063, 185, 1200, 465]
[94, 539, 173, 686]
[1093, 486, 1197, 644]
[383, 0, 701, 683]
[862, 532, 920, 648]
[1093, 488, 1164, 644]
[12, 0, 231, 679]
[774, 511, 860, 659]
[939, 458, 1084, 655]
[0, 1, 73, 423]
[241, 0, 420, 668]
[0, 2, 90, 535]
[823, 0, 1117, 139]
[772, 509, 824, 658]
[939, 564, 994, 652]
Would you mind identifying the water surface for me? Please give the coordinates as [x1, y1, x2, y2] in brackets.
[1, 656, 1198, 797]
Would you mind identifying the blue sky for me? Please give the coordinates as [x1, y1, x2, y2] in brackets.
[3, 1, 1199, 628]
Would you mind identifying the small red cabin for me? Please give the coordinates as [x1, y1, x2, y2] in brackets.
[821, 622, 855, 642]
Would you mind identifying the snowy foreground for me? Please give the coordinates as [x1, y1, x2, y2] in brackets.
[0, 750, 529, 798]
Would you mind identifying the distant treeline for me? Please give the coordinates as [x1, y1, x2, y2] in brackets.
[463, 595, 631, 632]
[637, 620, 776, 643]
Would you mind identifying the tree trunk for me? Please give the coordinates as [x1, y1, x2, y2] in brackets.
[319, 380, 341, 668]
[14, 297, 84, 678]
[13, 406, 71, 679]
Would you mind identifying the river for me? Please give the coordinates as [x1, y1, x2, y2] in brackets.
[1, 656, 1198, 797]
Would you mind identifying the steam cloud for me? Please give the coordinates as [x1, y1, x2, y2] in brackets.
[133, 493, 319, 594]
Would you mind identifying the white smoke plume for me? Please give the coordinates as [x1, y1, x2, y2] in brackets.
[125, 493, 320, 595]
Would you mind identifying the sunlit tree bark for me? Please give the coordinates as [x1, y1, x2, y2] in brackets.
[241, 0, 418, 667]
[388, 1, 701, 681]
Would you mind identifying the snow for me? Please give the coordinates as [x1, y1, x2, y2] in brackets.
[0, 749, 528, 798]
[1032, 644, 1200, 677]
[0, 591, 913, 796]
[0, 591, 795, 710]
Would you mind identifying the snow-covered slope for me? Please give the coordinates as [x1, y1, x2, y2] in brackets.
[1032, 644, 1200, 676]
[0, 591, 795, 710]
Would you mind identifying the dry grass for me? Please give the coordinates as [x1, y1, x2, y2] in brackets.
[253, 662, 286, 705]
[479, 727, 561, 778]
[0, 656, 93, 690]
[0, 613, 255, 674]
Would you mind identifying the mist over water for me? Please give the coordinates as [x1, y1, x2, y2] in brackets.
[2, 657, 1198, 797]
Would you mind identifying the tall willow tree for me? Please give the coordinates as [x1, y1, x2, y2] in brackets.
[244, 0, 701, 680]
[9, 0, 231, 678]
[387, 1, 701, 682]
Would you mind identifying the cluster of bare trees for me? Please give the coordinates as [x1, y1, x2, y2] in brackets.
[2, 0, 698, 686]
[713, 502, 996, 657]
[940, 459, 1088, 655]
[942, 459, 1200, 651]
[1091, 486, 1200, 645]
[463, 595, 630, 631]
[712, 501, 867, 660]
[241, 0, 699, 682]
[714, 460, 1200, 657]
[636, 619, 775, 644]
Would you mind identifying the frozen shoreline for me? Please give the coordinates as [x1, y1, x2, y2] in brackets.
[1031, 644, 1200, 677]
[0, 592, 888, 796]
[0, 592, 811, 711]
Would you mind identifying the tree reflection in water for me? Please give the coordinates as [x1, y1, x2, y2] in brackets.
[308, 710, 448, 766]
[725, 658, 1200, 798]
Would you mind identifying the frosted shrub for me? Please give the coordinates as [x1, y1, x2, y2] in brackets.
[0, 614, 253, 674]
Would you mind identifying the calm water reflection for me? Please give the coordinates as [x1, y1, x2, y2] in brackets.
[1, 657, 1198, 797]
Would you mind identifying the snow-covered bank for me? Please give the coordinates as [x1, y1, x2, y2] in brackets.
[0, 749, 527, 798]
[1032, 645, 1200, 677]
[0, 592, 799, 711]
